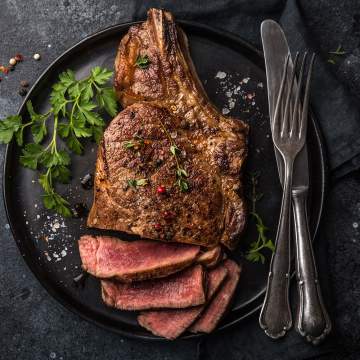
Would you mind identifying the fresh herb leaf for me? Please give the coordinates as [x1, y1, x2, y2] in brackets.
[327, 45, 346, 64]
[98, 87, 118, 117]
[135, 54, 151, 69]
[245, 172, 275, 264]
[20, 143, 44, 170]
[91, 66, 113, 85]
[0, 115, 22, 144]
[0, 66, 118, 217]
[128, 178, 148, 188]
[170, 145, 180, 156]
[123, 140, 135, 149]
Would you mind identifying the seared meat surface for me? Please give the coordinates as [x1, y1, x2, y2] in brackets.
[88, 8, 248, 249]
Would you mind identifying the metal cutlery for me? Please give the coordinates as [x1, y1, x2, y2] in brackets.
[261, 20, 331, 344]
[259, 52, 313, 339]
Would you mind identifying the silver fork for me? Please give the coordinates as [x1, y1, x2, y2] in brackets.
[259, 52, 315, 339]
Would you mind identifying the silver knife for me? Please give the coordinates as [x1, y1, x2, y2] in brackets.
[261, 20, 331, 344]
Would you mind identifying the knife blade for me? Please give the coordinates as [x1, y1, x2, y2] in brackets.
[261, 20, 309, 188]
[260, 20, 331, 344]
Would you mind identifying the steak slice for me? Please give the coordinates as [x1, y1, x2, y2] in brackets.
[189, 259, 241, 333]
[101, 265, 206, 310]
[137, 263, 228, 339]
[197, 246, 222, 268]
[78, 235, 200, 282]
[88, 8, 248, 250]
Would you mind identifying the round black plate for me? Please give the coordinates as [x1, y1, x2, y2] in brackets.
[3, 21, 326, 340]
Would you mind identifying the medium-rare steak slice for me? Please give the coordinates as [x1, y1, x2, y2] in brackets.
[137, 263, 228, 339]
[197, 246, 222, 268]
[190, 259, 241, 333]
[101, 265, 206, 310]
[78, 235, 200, 282]
[88, 8, 248, 250]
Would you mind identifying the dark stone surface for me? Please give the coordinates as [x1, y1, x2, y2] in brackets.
[1, 1, 360, 359]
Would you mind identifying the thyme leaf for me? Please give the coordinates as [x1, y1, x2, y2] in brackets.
[245, 171, 275, 264]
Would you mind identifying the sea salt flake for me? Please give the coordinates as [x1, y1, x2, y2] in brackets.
[215, 71, 227, 79]
[257, 82, 264, 88]
[61, 250, 67, 257]
[222, 108, 230, 115]
[242, 77, 250, 84]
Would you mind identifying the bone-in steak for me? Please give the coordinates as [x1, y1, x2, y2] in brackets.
[78, 235, 200, 282]
[137, 262, 228, 339]
[87, 8, 248, 249]
[101, 265, 206, 311]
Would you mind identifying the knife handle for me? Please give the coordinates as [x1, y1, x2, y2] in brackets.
[259, 160, 293, 339]
[292, 187, 331, 344]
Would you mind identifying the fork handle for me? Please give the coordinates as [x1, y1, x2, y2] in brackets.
[259, 159, 293, 338]
[292, 187, 332, 344]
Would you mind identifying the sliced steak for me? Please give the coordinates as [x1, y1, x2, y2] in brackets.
[189, 259, 241, 333]
[88, 8, 248, 250]
[101, 265, 206, 311]
[78, 235, 200, 282]
[137, 263, 228, 339]
[197, 246, 222, 268]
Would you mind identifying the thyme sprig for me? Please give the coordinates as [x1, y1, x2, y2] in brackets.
[327, 45, 346, 64]
[245, 172, 275, 264]
[158, 122, 189, 192]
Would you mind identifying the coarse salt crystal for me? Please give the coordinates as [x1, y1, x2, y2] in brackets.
[222, 108, 230, 115]
[61, 250, 67, 257]
[215, 71, 227, 79]
[353, 222, 358, 229]
[242, 77, 250, 84]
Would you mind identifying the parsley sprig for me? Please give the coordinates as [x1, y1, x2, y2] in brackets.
[245, 172, 275, 264]
[0, 66, 118, 217]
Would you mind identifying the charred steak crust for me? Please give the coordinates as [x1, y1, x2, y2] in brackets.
[78, 235, 200, 282]
[88, 8, 248, 249]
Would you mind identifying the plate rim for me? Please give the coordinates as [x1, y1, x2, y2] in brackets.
[2, 19, 328, 341]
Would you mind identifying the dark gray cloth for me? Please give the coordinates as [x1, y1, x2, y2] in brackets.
[1, 1, 360, 359]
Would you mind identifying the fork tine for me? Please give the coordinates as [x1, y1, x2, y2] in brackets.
[273, 54, 290, 137]
[292, 52, 308, 137]
[300, 53, 315, 138]
[282, 52, 299, 136]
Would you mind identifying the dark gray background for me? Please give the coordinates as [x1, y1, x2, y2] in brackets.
[1, 1, 360, 359]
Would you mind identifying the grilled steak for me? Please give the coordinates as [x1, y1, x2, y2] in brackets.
[88, 8, 248, 250]
[137, 262, 228, 339]
[101, 265, 206, 310]
[190, 259, 241, 333]
[78, 235, 200, 282]
[197, 246, 222, 268]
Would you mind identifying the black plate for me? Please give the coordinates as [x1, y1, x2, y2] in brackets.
[3, 21, 326, 340]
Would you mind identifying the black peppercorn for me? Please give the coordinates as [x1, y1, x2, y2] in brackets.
[73, 202, 88, 218]
[20, 80, 29, 88]
[18, 88, 27, 96]
[80, 173, 93, 189]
